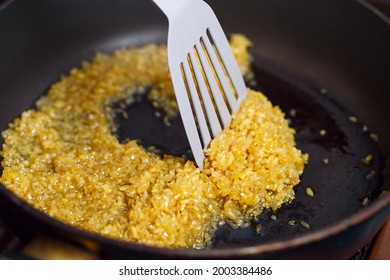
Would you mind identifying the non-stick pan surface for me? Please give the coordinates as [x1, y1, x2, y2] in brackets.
[0, 0, 389, 259]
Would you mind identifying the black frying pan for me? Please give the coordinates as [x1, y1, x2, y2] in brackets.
[0, 0, 389, 259]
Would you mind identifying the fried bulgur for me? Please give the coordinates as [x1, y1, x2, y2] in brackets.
[1, 35, 307, 248]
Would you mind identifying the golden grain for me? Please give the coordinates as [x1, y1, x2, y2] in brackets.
[305, 187, 315, 197]
[362, 154, 373, 166]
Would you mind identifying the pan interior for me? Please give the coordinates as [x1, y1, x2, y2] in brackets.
[0, 33, 384, 248]
[111, 56, 384, 247]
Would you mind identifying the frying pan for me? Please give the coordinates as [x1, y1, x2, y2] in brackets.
[0, 0, 389, 259]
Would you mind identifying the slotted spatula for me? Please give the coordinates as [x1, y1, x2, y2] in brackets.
[152, 0, 247, 167]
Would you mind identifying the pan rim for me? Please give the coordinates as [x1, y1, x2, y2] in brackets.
[0, 0, 15, 12]
[357, 0, 390, 25]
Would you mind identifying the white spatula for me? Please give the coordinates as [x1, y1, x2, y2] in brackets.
[152, 0, 247, 167]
